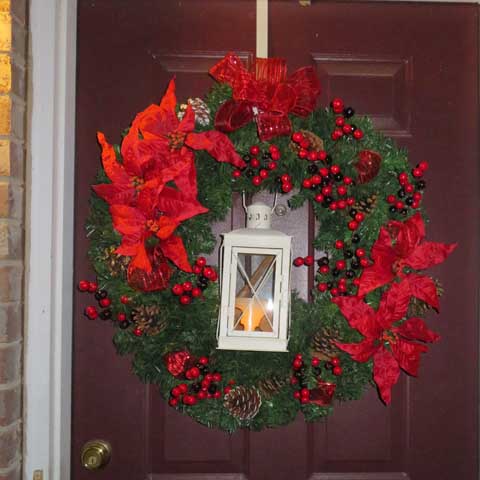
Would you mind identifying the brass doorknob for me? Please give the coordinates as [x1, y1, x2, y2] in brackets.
[81, 440, 112, 470]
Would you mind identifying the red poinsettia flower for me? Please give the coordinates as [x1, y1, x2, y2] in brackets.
[111, 186, 204, 273]
[334, 280, 440, 404]
[358, 213, 456, 309]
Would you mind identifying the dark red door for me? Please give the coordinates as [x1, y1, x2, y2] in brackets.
[73, 2, 479, 479]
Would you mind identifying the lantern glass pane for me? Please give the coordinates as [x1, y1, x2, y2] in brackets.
[233, 253, 276, 333]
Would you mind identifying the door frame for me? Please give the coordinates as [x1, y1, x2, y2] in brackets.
[23, 1, 478, 479]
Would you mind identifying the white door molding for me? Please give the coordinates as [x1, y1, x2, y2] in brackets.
[24, 0, 77, 479]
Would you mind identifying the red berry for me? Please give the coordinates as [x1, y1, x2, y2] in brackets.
[395, 201, 404, 210]
[413, 192, 422, 201]
[330, 165, 341, 175]
[295, 353, 303, 360]
[314, 193, 324, 203]
[335, 116, 345, 127]
[178, 383, 188, 394]
[317, 283, 328, 292]
[336, 260, 346, 270]
[268, 161, 277, 170]
[342, 124, 353, 135]
[355, 248, 366, 258]
[353, 278, 361, 286]
[192, 265, 202, 275]
[302, 178, 312, 189]
[310, 175, 321, 185]
[198, 391, 208, 400]
[300, 397, 310, 404]
[182, 281, 193, 291]
[282, 182, 293, 193]
[337, 185, 347, 196]
[319, 167, 329, 177]
[88, 282, 98, 293]
[292, 358, 303, 370]
[249, 145, 260, 155]
[292, 132, 304, 143]
[346, 197, 355, 206]
[281, 174, 291, 183]
[319, 265, 329, 275]
[196, 257, 207, 267]
[398, 172, 409, 185]
[203, 267, 215, 279]
[120, 295, 129, 304]
[85, 306, 98, 319]
[290, 376, 299, 385]
[331, 97, 344, 113]
[353, 129, 364, 140]
[250, 158, 260, 168]
[171, 386, 182, 397]
[191, 287, 202, 298]
[331, 288, 339, 296]
[78, 280, 89, 291]
[387, 195, 396, 204]
[269, 144, 279, 153]
[271, 150, 281, 161]
[252, 176, 262, 186]
[348, 220, 359, 231]
[300, 388, 310, 398]
[189, 367, 201, 379]
[308, 151, 317, 162]
[172, 284, 184, 296]
[329, 202, 338, 211]
[331, 357, 341, 367]
[355, 212, 365, 223]
[99, 298, 111, 308]
[412, 201, 420, 209]
[312, 357, 320, 367]
[418, 161, 429, 171]
[212, 372, 222, 382]
[337, 200, 347, 210]
[223, 386, 232, 395]
[318, 151, 327, 162]
[298, 148, 308, 159]
[343, 176, 353, 185]
[333, 128, 344, 139]
[117, 313, 126, 322]
[405, 184, 415, 194]
[338, 283, 347, 293]
[232, 169, 242, 179]
[321, 185, 332, 196]
[169, 398, 179, 407]
[300, 139, 310, 149]
[412, 168, 423, 178]
[293, 257, 304, 267]
[213, 391, 222, 399]
[133, 327, 143, 337]
[294, 391, 301, 399]
[198, 356, 208, 366]
[360, 258, 369, 268]
[179, 295, 192, 305]
[333, 366, 343, 376]
[335, 240, 344, 249]
[304, 255, 315, 266]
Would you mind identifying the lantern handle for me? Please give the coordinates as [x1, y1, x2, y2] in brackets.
[241, 191, 278, 213]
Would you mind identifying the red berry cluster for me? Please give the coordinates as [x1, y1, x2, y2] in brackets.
[290, 354, 342, 404]
[78, 280, 113, 321]
[293, 255, 315, 267]
[330, 98, 364, 140]
[315, 236, 372, 297]
[387, 161, 428, 216]
[291, 131, 328, 163]
[171, 257, 218, 305]
[232, 144, 281, 186]
[169, 356, 234, 407]
[277, 173, 293, 193]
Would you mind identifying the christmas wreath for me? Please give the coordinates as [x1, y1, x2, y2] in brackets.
[79, 53, 456, 432]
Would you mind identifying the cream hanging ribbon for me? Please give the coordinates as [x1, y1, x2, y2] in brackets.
[256, 0, 268, 58]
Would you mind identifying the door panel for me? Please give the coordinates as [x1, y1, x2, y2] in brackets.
[73, 2, 478, 479]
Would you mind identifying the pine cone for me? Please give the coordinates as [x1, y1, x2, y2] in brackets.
[131, 305, 167, 336]
[353, 194, 378, 215]
[178, 97, 211, 126]
[289, 129, 324, 154]
[101, 246, 130, 278]
[257, 375, 288, 399]
[311, 326, 339, 361]
[224, 386, 262, 421]
[408, 280, 444, 317]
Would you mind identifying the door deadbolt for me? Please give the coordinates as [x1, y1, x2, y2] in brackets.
[81, 440, 112, 471]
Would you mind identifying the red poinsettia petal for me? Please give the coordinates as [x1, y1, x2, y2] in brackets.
[405, 241, 457, 271]
[335, 338, 379, 363]
[128, 241, 152, 273]
[332, 296, 379, 338]
[185, 131, 246, 169]
[110, 204, 146, 236]
[376, 280, 411, 329]
[160, 235, 192, 272]
[406, 273, 441, 310]
[390, 212, 425, 258]
[155, 216, 179, 240]
[171, 149, 198, 199]
[390, 338, 428, 377]
[92, 183, 136, 206]
[177, 104, 195, 134]
[373, 346, 400, 405]
[115, 234, 143, 257]
[119, 126, 144, 178]
[157, 186, 208, 223]
[394, 317, 440, 343]
[136, 186, 162, 218]
[97, 132, 130, 184]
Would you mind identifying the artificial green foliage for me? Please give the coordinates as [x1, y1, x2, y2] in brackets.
[85, 82, 427, 432]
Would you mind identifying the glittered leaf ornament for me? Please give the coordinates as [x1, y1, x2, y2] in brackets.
[127, 245, 172, 292]
[355, 150, 382, 184]
[164, 350, 191, 377]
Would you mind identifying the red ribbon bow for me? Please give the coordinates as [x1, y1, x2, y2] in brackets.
[209, 53, 321, 141]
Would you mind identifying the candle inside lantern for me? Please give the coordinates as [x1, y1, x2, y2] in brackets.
[234, 297, 274, 332]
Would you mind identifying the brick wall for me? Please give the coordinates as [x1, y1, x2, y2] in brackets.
[0, 0, 26, 479]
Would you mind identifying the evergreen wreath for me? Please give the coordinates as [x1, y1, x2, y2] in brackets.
[79, 53, 456, 432]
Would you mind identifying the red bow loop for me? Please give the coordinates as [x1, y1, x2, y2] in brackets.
[210, 53, 321, 141]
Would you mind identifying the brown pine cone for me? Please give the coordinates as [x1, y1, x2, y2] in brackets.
[353, 194, 378, 215]
[257, 375, 288, 399]
[131, 305, 167, 336]
[289, 129, 324, 154]
[311, 326, 340, 361]
[101, 246, 130, 278]
[178, 97, 211, 126]
[224, 386, 262, 421]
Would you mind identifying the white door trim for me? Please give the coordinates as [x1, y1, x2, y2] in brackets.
[24, 0, 77, 479]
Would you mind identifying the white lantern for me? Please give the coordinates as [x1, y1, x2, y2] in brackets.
[217, 201, 292, 352]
